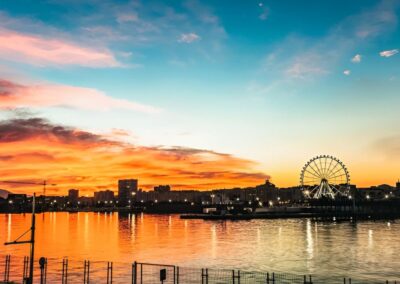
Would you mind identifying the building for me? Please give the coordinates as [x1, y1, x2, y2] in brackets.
[118, 179, 138, 206]
[68, 189, 79, 205]
[397, 180, 400, 190]
[94, 190, 115, 204]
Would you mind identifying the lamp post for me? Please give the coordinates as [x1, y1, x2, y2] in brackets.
[4, 194, 36, 284]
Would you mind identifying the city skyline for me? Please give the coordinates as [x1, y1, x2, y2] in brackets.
[1, 0, 400, 195]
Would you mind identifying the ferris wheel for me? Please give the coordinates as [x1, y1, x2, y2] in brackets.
[300, 155, 350, 199]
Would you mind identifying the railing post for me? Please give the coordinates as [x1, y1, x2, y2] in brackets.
[83, 260, 90, 284]
[176, 266, 179, 284]
[309, 275, 312, 284]
[23, 256, 29, 282]
[304, 275, 306, 284]
[272, 272, 275, 284]
[44, 258, 48, 284]
[107, 262, 113, 284]
[4, 254, 10, 283]
[237, 270, 240, 284]
[140, 263, 143, 284]
[201, 268, 208, 284]
[266, 272, 269, 284]
[132, 261, 137, 284]
[62, 258, 68, 284]
[232, 269, 235, 284]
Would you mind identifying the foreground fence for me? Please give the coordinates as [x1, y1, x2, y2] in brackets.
[1, 255, 399, 284]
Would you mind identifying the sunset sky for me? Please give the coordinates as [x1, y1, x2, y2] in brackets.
[0, 0, 399, 194]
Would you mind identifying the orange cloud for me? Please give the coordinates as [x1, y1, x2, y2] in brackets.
[0, 117, 268, 195]
[0, 28, 121, 67]
[0, 79, 160, 113]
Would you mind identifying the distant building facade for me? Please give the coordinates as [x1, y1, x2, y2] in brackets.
[118, 179, 138, 206]
[94, 190, 115, 203]
[68, 189, 79, 204]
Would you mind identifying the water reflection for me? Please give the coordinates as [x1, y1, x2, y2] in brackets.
[1, 213, 400, 282]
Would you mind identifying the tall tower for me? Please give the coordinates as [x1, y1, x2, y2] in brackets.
[118, 179, 138, 206]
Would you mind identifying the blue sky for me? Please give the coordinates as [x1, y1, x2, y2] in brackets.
[0, 0, 399, 187]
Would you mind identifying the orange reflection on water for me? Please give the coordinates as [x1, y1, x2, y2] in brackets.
[1, 212, 400, 281]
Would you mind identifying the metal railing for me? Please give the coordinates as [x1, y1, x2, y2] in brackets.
[0, 254, 399, 284]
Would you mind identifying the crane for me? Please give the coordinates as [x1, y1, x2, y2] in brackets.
[2, 180, 56, 196]
[0, 180, 56, 284]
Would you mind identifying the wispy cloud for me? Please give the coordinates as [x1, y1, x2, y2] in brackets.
[0, 116, 268, 193]
[284, 53, 328, 79]
[0, 78, 160, 113]
[373, 135, 400, 158]
[116, 12, 139, 23]
[264, 0, 399, 81]
[0, 28, 121, 67]
[343, 70, 351, 75]
[380, 49, 399, 57]
[178, 33, 201, 43]
[258, 3, 270, 21]
[351, 54, 362, 63]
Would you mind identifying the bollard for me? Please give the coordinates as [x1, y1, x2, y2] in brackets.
[39, 257, 47, 284]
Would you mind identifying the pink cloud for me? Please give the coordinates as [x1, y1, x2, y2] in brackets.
[0, 29, 121, 67]
[0, 79, 160, 113]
